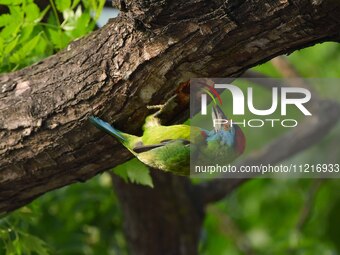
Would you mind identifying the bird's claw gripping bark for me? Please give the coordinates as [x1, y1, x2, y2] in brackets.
[143, 95, 178, 129]
[147, 94, 177, 117]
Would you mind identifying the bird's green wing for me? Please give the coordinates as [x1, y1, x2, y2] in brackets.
[141, 124, 191, 145]
[136, 139, 191, 175]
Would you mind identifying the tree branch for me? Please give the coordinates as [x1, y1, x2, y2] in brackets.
[295, 179, 323, 231]
[1, 0, 340, 212]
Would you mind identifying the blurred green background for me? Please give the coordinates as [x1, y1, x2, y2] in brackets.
[1, 0, 340, 254]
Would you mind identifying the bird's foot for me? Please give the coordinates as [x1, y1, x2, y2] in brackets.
[143, 95, 178, 129]
[147, 104, 164, 110]
[147, 95, 177, 116]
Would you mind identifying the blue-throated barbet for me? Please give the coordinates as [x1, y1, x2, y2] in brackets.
[90, 103, 245, 176]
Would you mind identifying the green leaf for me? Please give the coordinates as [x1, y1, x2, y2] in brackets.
[71, 0, 81, 9]
[0, 0, 23, 4]
[0, 37, 3, 55]
[9, 5, 24, 21]
[46, 28, 69, 49]
[67, 10, 91, 38]
[24, 3, 40, 23]
[33, 32, 51, 56]
[38, 5, 51, 23]
[9, 33, 41, 64]
[0, 14, 11, 27]
[4, 36, 19, 55]
[46, 10, 58, 26]
[112, 164, 129, 182]
[55, 0, 71, 12]
[21, 233, 50, 255]
[112, 159, 154, 188]
[0, 19, 21, 39]
[19, 24, 34, 42]
[127, 167, 154, 188]
[79, 0, 100, 18]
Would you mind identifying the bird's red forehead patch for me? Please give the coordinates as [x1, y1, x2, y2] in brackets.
[223, 123, 231, 131]
[200, 130, 207, 138]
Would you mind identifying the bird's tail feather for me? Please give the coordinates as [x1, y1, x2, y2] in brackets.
[89, 116, 126, 141]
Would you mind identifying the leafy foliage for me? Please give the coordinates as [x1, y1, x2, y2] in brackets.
[113, 158, 154, 188]
[201, 179, 340, 255]
[0, 0, 105, 73]
[0, 173, 128, 255]
[0, 208, 49, 255]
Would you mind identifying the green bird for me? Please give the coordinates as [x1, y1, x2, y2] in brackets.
[90, 103, 245, 176]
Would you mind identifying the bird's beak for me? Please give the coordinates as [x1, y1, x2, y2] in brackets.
[212, 105, 228, 132]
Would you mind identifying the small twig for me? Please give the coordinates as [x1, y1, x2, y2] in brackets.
[271, 56, 324, 232]
[208, 206, 255, 255]
[296, 179, 324, 231]
[271, 56, 301, 78]
[270, 56, 317, 96]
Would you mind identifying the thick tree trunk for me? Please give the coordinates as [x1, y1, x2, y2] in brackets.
[112, 171, 204, 255]
[0, 0, 340, 212]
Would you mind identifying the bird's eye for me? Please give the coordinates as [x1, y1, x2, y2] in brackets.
[223, 123, 230, 131]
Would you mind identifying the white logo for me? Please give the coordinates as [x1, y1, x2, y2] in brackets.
[201, 84, 312, 116]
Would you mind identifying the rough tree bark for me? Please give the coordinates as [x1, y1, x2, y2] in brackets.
[1, 0, 340, 254]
